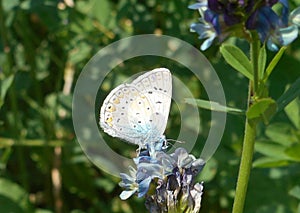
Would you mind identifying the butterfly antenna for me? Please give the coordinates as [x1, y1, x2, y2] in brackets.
[166, 138, 185, 144]
[166, 139, 185, 149]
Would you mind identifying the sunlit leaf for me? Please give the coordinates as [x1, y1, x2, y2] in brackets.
[255, 142, 292, 160]
[265, 123, 297, 146]
[285, 143, 300, 162]
[185, 98, 244, 114]
[253, 157, 290, 168]
[0, 75, 14, 109]
[0, 178, 32, 212]
[289, 185, 300, 200]
[284, 97, 300, 129]
[247, 98, 277, 124]
[220, 44, 253, 80]
[258, 45, 267, 80]
[264, 46, 287, 82]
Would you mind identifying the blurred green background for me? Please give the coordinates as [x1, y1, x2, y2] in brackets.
[0, 0, 300, 212]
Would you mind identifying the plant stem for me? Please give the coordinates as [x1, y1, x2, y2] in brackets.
[250, 32, 260, 95]
[232, 117, 257, 213]
[232, 33, 260, 213]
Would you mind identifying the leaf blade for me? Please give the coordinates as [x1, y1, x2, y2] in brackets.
[185, 98, 244, 114]
[277, 77, 300, 112]
[263, 46, 287, 82]
[220, 44, 253, 80]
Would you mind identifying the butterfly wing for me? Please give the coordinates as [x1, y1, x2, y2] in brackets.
[100, 84, 155, 146]
[131, 68, 172, 139]
[100, 68, 172, 148]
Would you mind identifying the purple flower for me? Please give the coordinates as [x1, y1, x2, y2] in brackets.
[189, 0, 300, 50]
[119, 147, 206, 211]
[119, 166, 139, 200]
[266, 6, 300, 51]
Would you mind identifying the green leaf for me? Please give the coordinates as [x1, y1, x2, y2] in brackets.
[285, 143, 300, 162]
[220, 44, 253, 80]
[265, 123, 297, 146]
[185, 98, 244, 114]
[247, 98, 277, 124]
[68, 40, 92, 64]
[0, 75, 14, 109]
[277, 77, 300, 112]
[289, 185, 300, 200]
[255, 142, 292, 160]
[198, 157, 217, 182]
[258, 45, 267, 80]
[253, 157, 290, 168]
[91, 0, 111, 25]
[263, 46, 287, 82]
[0, 178, 32, 212]
[2, 0, 20, 11]
[284, 97, 300, 129]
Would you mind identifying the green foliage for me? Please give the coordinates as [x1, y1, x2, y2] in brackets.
[185, 98, 244, 114]
[264, 47, 287, 83]
[247, 98, 277, 124]
[277, 77, 300, 112]
[0, 0, 299, 212]
[0, 178, 33, 212]
[220, 44, 253, 80]
[258, 45, 267, 81]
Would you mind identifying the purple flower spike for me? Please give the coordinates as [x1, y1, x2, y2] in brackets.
[189, 0, 299, 51]
[119, 147, 206, 212]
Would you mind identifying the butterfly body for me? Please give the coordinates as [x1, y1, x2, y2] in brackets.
[100, 68, 172, 150]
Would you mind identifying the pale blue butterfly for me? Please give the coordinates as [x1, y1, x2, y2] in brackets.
[99, 68, 172, 152]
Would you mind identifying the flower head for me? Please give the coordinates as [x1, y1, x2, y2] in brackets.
[119, 147, 206, 212]
[189, 0, 300, 50]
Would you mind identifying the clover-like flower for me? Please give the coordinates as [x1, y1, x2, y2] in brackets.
[119, 166, 139, 200]
[119, 147, 206, 212]
[189, 0, 300, 50]
[266, 6, 300, 50]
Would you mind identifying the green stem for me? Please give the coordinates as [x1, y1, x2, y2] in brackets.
[0, 137, 65, 148]
[232, 118, 257, 213]
[250, 32, 260, 95]
[232, 33, 261, 213]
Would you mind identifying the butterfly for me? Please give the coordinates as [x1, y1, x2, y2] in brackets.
[99, 68, 172, 151]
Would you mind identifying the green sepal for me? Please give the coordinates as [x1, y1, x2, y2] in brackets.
[247, 98, 277, 124]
